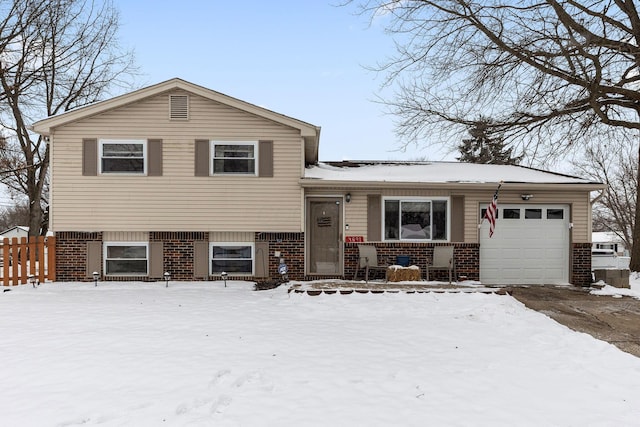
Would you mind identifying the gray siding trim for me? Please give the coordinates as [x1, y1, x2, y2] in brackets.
[194, 241, 209, 278]
[82, 138, 98, 176]
[255, 241, 269, 278]
[147, 139, 163, 176]
[258, 140, 273, 177]
[149, 241, 164, 278]
[367, 195, 382, 241]
[194, 139, 210, 177]
[451, 196, 464, 242]
[86, 241, 102, 278]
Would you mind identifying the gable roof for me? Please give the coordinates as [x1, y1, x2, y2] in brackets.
[31, 78, 322, 163]
[0, 226, 29, 236]
[302, 161, 605, 190]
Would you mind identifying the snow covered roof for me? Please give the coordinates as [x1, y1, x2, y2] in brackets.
[302, 161, 603, 189]
[592, 232, 625, 244]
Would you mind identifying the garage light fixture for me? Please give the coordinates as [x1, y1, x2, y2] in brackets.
[521, 194, 533, 201]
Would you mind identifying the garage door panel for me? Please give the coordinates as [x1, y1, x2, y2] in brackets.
[480, 204, 569, 285]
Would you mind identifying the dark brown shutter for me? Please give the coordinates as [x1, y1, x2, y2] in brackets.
[82, 138, 98, 176]
[451, 196, 465, 242]
[195, 139, 210, 177]
[147, 139, 163, 176]
[258, 140, 273, 177]
[86, 241, 102, 278]
[149, 242, 164, 278]
[367, 195, 382, 241]
[194, 241, 209, 278]
[255, 241, 269, 278]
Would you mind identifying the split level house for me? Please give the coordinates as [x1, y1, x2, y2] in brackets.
[32, 78, 604, 286]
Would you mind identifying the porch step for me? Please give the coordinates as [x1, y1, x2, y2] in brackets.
[288, 287, 511, 296]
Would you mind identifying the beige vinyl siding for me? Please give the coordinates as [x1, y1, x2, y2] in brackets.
[210, 231, 254, 242]
[308, 188, 593, 244]
[103, 231, 149, 241]
[50, 90, 304, 232]
[307, 188, 450, 242]
[464, 190, 592, 243]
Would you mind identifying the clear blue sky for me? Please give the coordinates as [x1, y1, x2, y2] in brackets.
[114, 1, 452, 162]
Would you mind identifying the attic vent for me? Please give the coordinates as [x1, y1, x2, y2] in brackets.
[170, 95, 189, 120]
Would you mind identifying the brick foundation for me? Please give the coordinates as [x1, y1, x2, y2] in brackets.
[56, 233, 589, 285]
[55, 232, 103, 281]
[150, 232, 208, 281]
[256, 232, 305, 281]
[344, 242, 479, 282]
[572, 242, 593, 287]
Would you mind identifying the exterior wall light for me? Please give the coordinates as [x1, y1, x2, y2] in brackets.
[521, 194, 533, 201]
[345, 193, 351, 203]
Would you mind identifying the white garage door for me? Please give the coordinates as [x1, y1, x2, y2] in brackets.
[480, 204, 570, 285]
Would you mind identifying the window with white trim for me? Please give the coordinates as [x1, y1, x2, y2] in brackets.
[210, 242, 254, 275]
[211, 141, 257, 175]
[100, 139, 146, 174]
[384, 198, 449, 241]
[104, 242, 148, 275]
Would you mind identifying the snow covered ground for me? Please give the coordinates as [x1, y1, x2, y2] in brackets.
[2, 278, 640, 426]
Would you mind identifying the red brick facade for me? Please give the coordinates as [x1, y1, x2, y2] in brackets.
[150, 232, 208, 281]
[344, 242, 480, 282]
[572, 242, 593, 287]
[55, 233, 593, 285]
[55, 232, 103, 281]
[256, 232, 305, 280]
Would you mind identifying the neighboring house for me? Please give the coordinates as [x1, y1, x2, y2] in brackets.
[592, 231, 627, 256]
[32, 78, 604, 286]
[0, 226, 29, 240]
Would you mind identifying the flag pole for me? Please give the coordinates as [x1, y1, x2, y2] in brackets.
[478, 181, 504, 227]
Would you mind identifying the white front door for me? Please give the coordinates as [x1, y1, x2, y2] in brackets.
[480, 204, 570, 285]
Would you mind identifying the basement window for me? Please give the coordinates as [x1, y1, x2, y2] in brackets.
[210, 242, 254, 275]
[104, 242, 148, 276]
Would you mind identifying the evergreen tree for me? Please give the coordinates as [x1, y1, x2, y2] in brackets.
[457, 119, 522, 165]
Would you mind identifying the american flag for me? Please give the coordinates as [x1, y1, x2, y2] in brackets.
[485, 183, 502, 238]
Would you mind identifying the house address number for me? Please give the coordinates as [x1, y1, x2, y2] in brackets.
[345, 236, 364, 243]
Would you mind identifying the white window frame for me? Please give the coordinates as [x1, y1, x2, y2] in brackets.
[382, 197, 450, 242]
[103, 242, 149, 276]
[210, 141, 258, 176]
[209, 242, 255, 276]
[99, 139, 147, 175]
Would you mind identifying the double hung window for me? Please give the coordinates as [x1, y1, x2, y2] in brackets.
[211, 141, 257, 175]
[384, 198, 448, 241]
[210, 243, 254, 275]
[104, 242, 148, 275]
[100, 139, 146, 174]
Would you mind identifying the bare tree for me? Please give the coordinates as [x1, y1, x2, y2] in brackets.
[0, 200, 30, 232]
[0, 0, 136, 236]
[574, 142, 637, 249]
[353, 1, 640, 269]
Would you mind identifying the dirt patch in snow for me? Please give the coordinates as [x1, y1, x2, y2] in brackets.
[508, 285, 640, 358]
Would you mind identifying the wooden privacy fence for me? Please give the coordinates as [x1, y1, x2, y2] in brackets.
[1, 236, 56, 286]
